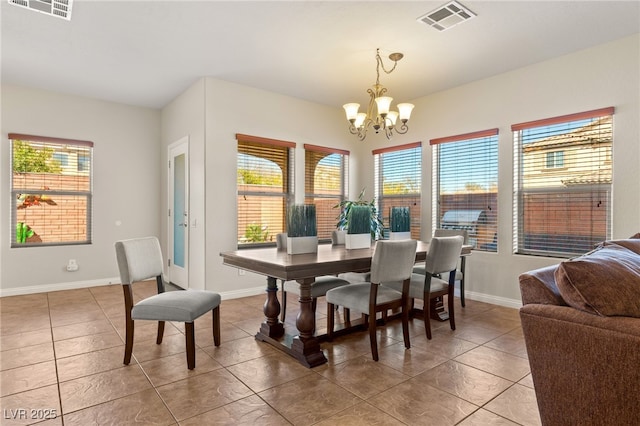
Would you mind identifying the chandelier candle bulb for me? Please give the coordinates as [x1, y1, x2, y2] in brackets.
[343, 103, 360, 121]
[397, 103, 415, 121]
[386, 111, 399, 127]
[375, 96, 393, 116]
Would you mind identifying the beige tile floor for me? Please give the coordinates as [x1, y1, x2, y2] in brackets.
[0, 281, 541, 425]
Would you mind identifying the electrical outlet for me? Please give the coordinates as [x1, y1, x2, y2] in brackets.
[66, 259, 78, 272]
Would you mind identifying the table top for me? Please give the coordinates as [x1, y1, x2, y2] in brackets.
[220, 240, 471, 281]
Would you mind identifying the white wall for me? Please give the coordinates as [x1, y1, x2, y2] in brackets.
[1, 85, 162, 295]
[361, 34, 640, 306]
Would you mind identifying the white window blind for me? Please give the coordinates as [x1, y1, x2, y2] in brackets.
[432, 129, 499, 251]
[512, 107, 613, 257]
[373, 142, 422, 239]
[304, 144, 349, 241]
[10, 133, 93, 247]
[237, 134, 295, 247]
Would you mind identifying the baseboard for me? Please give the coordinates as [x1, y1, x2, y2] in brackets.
[0, 279, 266, 300]
[460, 289, 523, 309]
[0, 277, 121, 297]
[0, 280, 520, 309]
[219, 286, 266, 300]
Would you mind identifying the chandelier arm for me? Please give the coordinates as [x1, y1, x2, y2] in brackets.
[395, 122, 410, 134]
[384, 126, 394, 140]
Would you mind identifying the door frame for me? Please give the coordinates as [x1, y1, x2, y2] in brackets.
[168, 136, 189, 289]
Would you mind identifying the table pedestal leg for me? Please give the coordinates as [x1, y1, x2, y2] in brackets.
[259, 276, 284, 338]
[430, 296, 449, 321]
[291, 277, 327, 367]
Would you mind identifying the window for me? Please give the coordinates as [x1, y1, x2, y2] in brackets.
[513, 107, 613, 257]
[373, 142, 422, 239]
[10, 133, 93, 247]
[236, 134, 295, 247]
[304, 144, 349, 241]
[546, 151, 564, 169]
[432, 129, 499, 252]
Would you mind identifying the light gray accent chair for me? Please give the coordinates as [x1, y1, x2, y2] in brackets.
[114, 236, 221, 370]
[277, 232, 350, 323]
[413, 228, 469, 307]
[386, 235, 464, 340]
[326, 239, 417, 361]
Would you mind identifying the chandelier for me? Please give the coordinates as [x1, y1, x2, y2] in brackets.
[343, 48, 415, 141]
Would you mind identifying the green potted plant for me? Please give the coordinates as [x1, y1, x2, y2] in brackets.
[334, 188, 383, 241]
[286, 204, 318, 254]
[389, 206, 411, 240]
[345, 204, 372, 249]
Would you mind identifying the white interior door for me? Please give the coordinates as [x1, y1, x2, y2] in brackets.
[168, 137, 189, 289]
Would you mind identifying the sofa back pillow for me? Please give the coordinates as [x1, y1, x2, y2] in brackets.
[602, 238, 640, 255]
[555, 244, 640, 317]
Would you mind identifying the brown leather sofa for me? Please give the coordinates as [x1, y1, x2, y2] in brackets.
[519, 235, 640, 426]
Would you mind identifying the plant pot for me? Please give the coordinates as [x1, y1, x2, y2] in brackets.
[345, 233, 371, 250]
[287, 236, 318, 255]
[389, 231, 412, 240]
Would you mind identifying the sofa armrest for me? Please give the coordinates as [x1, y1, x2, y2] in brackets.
[520, 304, 640, 426]
[519, 265, 566, 306]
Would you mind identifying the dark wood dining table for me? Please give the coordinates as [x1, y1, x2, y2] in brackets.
[220, 240, 471, 367]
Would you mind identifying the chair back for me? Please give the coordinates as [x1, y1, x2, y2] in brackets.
[276, 232, 287, 251]
[434, 228, 469, 244]
[426, 236, 464, 276]
[331, 229, 346, 245]
[370, 240, 417, 284]
[115, 236, 164, 285]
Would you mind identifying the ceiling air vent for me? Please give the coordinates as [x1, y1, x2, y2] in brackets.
[8, 0, 73, 20]
[417, 1, 475, 31]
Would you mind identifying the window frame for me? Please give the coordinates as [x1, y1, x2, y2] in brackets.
[373, 142, 422, 240]
[236, 133, 295, 248]
[10, 133, 93, 248]
[512, 107, 614, 257]
[431, 129, 499, 252]
[303, 144, 349, 243]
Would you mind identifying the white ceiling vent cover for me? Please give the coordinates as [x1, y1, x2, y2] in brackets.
[417, 1, 475, 32]
[8, 0, 72, 20]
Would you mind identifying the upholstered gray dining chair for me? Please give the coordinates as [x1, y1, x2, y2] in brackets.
[414, 228, 468, 306]
[386, 235, 463, 339]
[326, 239, 417, 361]
[115, 236, 221, 370]
[277, 232, 351, 323]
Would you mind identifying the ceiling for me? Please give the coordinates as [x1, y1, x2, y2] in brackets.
[2, 1, 639, 110]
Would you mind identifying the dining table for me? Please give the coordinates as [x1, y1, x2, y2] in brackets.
[220, 240, 472, 368]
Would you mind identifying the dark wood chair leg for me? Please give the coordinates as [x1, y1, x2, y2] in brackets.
[327, 302, 335, 341]
[124, 318, 134, 365]
[448, 286, 456, 331]
[402, 303, 411, 349]
[156, 320, 165, 344]
[460, 257, 466, 307]
[424, 293, 433, 340]
[185, 322, 195, 370]
[369, 311, 378, 361]
[213, 306, 221, 346]
[344, 307, 350, 323]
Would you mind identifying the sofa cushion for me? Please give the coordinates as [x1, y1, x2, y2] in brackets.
[555, 244, 640, 317]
